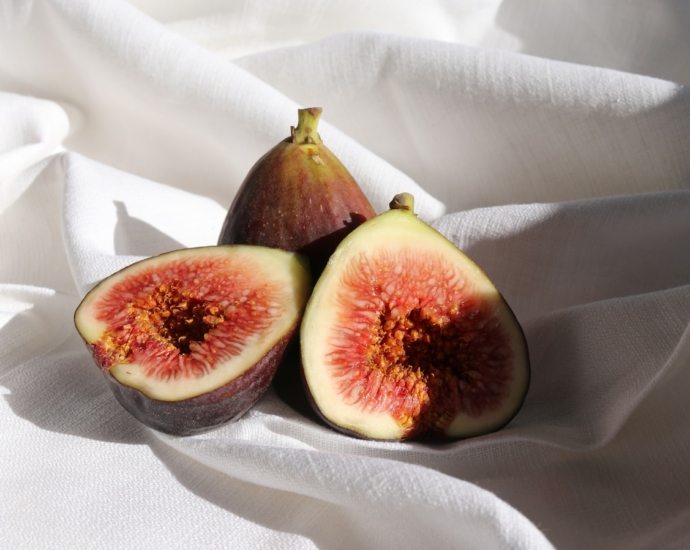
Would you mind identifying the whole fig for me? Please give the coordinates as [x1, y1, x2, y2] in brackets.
[218, 107, 376, 277]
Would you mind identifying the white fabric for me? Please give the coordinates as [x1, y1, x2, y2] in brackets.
[2, 1, 690, 548]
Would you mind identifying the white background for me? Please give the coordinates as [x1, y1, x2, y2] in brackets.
[1, 1, 689, 548]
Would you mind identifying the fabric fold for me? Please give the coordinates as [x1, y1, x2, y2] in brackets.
[2, 1, 690, 549]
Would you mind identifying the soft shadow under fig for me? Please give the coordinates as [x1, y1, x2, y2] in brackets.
[113, 200, 183, 256]
[1, 335, 149, 445]
[147, 435, 371, 550]
[270, 339, 322, 425]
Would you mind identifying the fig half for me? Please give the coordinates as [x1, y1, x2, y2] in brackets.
[301, 194, 530, 441]
[74, 246, 311, 435]
[218, 107, 377, 277]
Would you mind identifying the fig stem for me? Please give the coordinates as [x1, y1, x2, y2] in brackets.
[389, 193, 415, 213]
[292, 107, 323, 145]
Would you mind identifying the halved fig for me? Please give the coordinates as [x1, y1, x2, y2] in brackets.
[74, 246, 311, 436]
[300, 194, 530, 441]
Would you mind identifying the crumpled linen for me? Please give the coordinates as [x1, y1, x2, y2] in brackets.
[1, 1, 689, 548]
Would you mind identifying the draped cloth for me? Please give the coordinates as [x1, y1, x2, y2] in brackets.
[2, 1, 689, 548]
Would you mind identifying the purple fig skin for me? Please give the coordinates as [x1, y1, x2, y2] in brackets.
[103, 324, 298, 436]
[218, 108, 376, 277]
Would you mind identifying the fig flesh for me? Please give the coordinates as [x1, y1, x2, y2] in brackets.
[300, 194, 530, 441]
[218, 107, 376, 277]
[74, 245, 311, 435]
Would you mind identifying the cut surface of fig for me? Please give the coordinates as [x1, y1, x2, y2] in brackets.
[300, 194, 530, 441]
[218, 107, 376, 277]
[74, 245, 311, 435]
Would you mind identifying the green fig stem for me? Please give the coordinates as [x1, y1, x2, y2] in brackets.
[389, 193, 415, 213]
[292, 107, 323, 145]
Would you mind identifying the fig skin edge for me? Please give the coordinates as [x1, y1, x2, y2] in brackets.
[105, 324, 298, 436]
[299, 193, 531, 442]
[74, 246, 311, 436]
[217, 107, 377, 278]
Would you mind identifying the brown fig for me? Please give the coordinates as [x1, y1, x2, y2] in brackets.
[74, 245, 311, 436]
[300, 194, 530, 441]
[218, 107, 376, 277]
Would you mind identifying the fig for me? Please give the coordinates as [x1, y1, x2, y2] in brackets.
[74, 245, 311, 436]
[300, 193, 530, 441]
[218, 107, 377, 277]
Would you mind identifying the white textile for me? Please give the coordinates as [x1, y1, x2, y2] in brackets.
[1, 1, 690, 549]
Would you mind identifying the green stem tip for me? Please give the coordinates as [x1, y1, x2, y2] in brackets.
[292, 107, 323, 145]
[389, 193, 415, 213]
